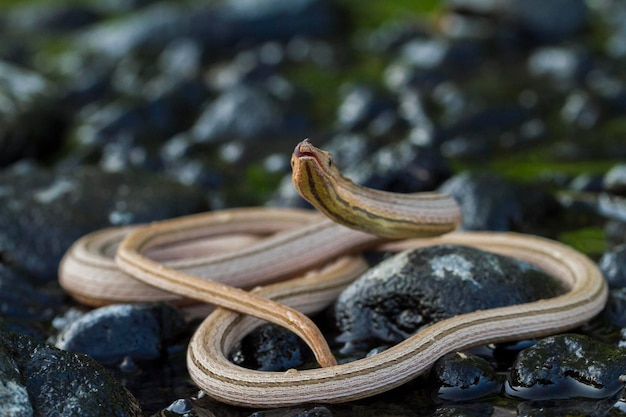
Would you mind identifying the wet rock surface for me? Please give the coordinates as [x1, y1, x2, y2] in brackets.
[0, 328, 141, 417]
[506, 334, 626, 401]
[439, 172, 560, 232]
[230, 323, 312, 371]
[429, 352, 502, 402]
[335, 245, 564, 346]
[0, 61, 68, 168]
[54, 303, 185, 364]
[0, 166, 208, 282]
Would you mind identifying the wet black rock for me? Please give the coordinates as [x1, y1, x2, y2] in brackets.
[506, 0, 589, 43]
[598, 245, 626, 288]
[54, 303, 185, 364]
[335, 245, 564, 344]
[347, 142, 452, 194]
[70, 77, 209, 172]
[430, 352, 502, 402]
[606, 287, 626, 328]
[438, 172, 560, 232]
[230, 323, 312, 371]
[249, 405, 333, 417]
[335, 84, 399, 134]
[440, 105, 537, 159]
[0, 329, 141, 417]
[0, 61, 68, 167]
[0, 263, 62, 321]
[604, 163, 626, 195]
[191, 84, 308, 144]
[516, 396, 620, 417]
[7, 2, 103, 33]
[0, 166, 208, 283]
[568, 172, 604, 193]
[506, 334, 626, 401]
[597, 194, 626, 223]
[431, 403, 493, 417]
[77, 0, 343, 59]
[445, 0, 589, 43]
[527, 47, 592, 90]
[271, 138, 451, 209]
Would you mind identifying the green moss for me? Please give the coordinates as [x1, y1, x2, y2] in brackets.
[557, 227, 606, 257]
[334, 0, 439, 29]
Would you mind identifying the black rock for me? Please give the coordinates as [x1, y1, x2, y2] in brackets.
[598, 245, 626, 288]
[446, 0, 589, 43]
[430, 352, 502, 402]
[0, 166, 208, 282]
[568, 172, 604, 193]
[347, 142, 453, 194]
[527, 47, 591, 89]
[230, 323, 312, 371]
[77, 0, 343, 59]
[507, 0, 589, 43]
[72, 78, 209, 171]
[516, 396, 620, 417]
[605, 288, 626, 328]
[54, 303, 185, 364]
[191, 84, 308, 144]
[0, 61, 68, 168]
[7, 3, 103, 33]
[335, 84, 399, 133]
[604, 163, 626, 195]
[506, 334, 626, 400]
[431, 403, 493, 417]
[438, 172, 559, 232]
[0, 263, 62, 321]
[335, 245, 564, 344]
[0, 329, 141, 417]
[249, 405, 333, 417]
[597, 194, 626, 223]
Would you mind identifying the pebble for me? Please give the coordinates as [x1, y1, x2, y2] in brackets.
[230, 323, 311, 371]
[0, 328, 141, 417]
[429, 352, 502, 402]
[335, 245, 564, 345]
[506, 334, 626, 401]
[54, 303, 185, 364]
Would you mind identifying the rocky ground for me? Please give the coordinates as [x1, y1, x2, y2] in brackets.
[1, 0, 626, 416]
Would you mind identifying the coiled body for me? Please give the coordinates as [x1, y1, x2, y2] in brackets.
[58, 139, 607, 408]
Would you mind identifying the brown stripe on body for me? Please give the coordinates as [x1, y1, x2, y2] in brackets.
[303, 164, 359, 228]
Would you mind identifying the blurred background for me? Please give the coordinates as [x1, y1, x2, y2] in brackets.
[2, 1, 626, 414]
